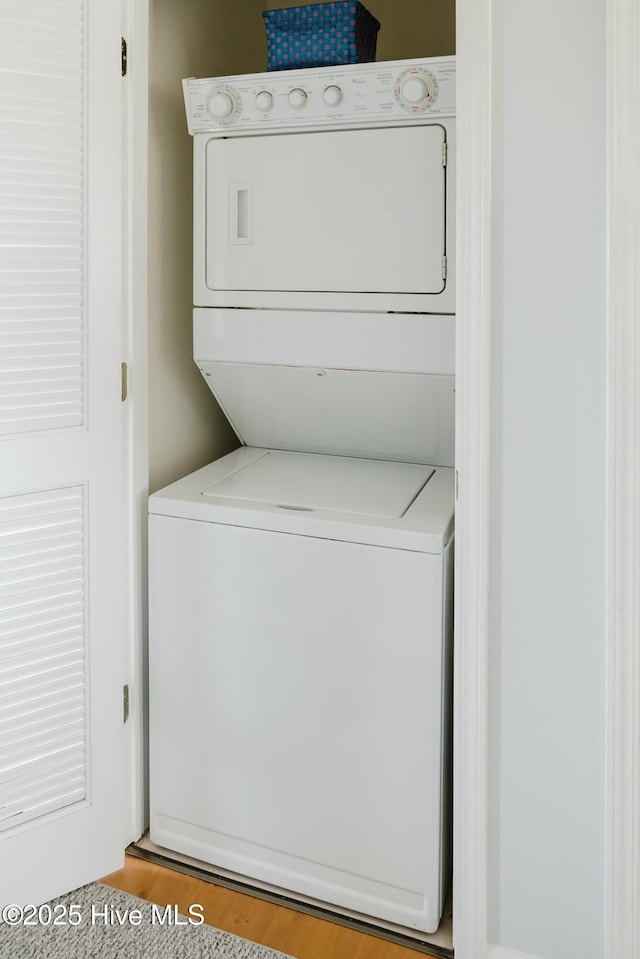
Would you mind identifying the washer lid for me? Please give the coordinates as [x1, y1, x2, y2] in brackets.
[202, 451, 434, 519]
[149, 448, 454, 552]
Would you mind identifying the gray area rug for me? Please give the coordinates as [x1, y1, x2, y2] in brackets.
[0, 882, 295, 958]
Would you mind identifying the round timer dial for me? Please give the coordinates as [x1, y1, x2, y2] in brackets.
[206, 85, 241, 123]
[394, 67, 439, 112]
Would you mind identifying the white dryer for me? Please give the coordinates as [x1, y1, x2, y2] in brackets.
[184, 56, 456, 315]
[149, 56, 456, 936]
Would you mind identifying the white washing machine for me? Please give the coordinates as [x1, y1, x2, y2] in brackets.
[149, 448, 453, 933]
[149, 56, 456, 935]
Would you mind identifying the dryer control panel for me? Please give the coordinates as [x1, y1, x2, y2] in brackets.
[183, 56, 455, 135]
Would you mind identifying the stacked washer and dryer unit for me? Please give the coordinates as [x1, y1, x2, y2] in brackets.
[149, 56, 456, 935]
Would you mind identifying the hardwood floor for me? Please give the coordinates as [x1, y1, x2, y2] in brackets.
[101, 854, 442, 958]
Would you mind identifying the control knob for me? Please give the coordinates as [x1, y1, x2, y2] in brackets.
[208, 91, 235, 119]
[323, 84, 343, 107]
[255, 90, 274, 111]
[401, 75, 432, 105]
[288, 87, 308, 109]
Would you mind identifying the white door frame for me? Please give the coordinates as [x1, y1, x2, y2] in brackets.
[122, 0, 149, 844]
[452, 0, 640, 957]
[452, 0, 493, 955]
[604, 1, 640, 958]
[126, 1, 640, 956]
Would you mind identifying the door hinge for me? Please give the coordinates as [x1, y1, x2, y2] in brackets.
[442, 142, 448, 166]
[442, 255, 448, 280]
[121, 37, 128, 77]
[123, 684, 130, 724]
[121, 362, 128, 402]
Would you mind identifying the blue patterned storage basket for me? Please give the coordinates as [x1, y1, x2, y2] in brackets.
[262, 2, 380, 71]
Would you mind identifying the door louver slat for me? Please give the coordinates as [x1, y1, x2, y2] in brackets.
[0, 0, 84, 437]
[0, 485, 87, 833]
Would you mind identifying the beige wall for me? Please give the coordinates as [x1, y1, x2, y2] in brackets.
[263, 0, 455, 59]
[147, 0, 266, 494]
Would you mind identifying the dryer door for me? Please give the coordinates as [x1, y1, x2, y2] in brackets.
[197, 123, 451, 312]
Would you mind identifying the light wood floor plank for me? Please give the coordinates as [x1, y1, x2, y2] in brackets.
[101, 854, 440, 958]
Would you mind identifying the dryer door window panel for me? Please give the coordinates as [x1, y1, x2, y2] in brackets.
[205, 125, 446, 296]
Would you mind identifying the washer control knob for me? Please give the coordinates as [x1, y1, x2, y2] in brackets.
[208, 92, 235, 118]
[288, 87, 308, 109]
[401, 75, 431, 104]
[255, 90, 274, 111]
[323, 84, 343, 106]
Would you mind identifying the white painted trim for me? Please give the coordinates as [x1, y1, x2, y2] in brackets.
[488, 947, 544, 959]
[453, 0, 493, 957]
[605, 0, 640, 957]
[122, 0, 150, 843]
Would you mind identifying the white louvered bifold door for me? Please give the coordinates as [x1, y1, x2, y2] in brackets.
[0, 0, 85, 435]
[0, 0, 126, 907]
